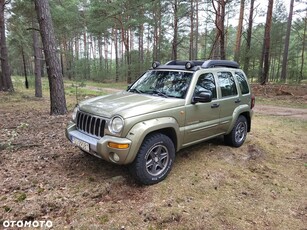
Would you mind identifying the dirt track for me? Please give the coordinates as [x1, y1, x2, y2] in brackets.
[254, 104, 307, 120]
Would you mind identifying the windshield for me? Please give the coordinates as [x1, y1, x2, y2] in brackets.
[128, 70, 193, 99]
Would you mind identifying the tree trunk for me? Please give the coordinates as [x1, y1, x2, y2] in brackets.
[280, 0, 294, 82]
[243, 0, 254, 76]
[157, 2, 162, 60]
[259, 0, 274, 85]
[125, 29, 131, 83]
[153, 17, 158, 61]
[172, 0, 178, 60]
[153, 1, 162, 61]
[0, 0, 13, 92]
[189, 0, 194, 60]
[195, 0, 199, 59]
[114, 28, 119, 82]
[60, 49, 64, 77]
[219, 1, 226, 60]
[67, 39, 73, 80]
[104, 36, 109, 74]
[300, 13, 307, 82]
[234, 0, 245, 62]
[138, 23, 144, 73]
[34, 0, 67, 115]
[32, 19, 42, 97]
[74, 36, 79, 61]
[210, 1, 221, 59]
[21, 48, 29, 89]
[115, 15, 131, 83]
[211, 0, 228, 59]
[98, 35, 103, 72]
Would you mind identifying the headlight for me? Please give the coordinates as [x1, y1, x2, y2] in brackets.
[72, 105, 79, 122]
[108, 116, 124, 134]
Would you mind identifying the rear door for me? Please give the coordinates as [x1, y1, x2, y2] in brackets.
[216, 71, 240, 132]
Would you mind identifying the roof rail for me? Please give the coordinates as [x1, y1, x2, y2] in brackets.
[202, 60, 239, 69]
[165, 60, 205, 66]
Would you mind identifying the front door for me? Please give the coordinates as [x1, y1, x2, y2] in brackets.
[183, 73, 221, 146]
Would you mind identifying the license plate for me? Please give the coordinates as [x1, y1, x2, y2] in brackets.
[72, 137, 90, 152]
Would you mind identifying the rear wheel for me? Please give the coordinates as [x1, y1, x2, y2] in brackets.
[224, 115, 247, 147]
[129, 133, 175, 185]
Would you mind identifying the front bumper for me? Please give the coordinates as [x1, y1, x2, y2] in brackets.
[66, 122, 132, 164]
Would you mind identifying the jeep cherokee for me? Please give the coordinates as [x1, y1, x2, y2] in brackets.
[66, 60, 255, 185]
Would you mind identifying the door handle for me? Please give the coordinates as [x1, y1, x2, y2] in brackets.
[235, 99, 241, 103]
[211, 103, 220, 108]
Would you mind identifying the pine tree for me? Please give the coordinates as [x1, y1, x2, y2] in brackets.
[34, 0, 67, 115]
[0, 0, 14, 92]
[280, 0, 295, 82]
[259, 0, 274, 85]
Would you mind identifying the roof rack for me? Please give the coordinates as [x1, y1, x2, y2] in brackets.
[152, 59, 240, 71]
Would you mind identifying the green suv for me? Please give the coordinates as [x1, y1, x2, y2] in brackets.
[66, 60, 255, 185]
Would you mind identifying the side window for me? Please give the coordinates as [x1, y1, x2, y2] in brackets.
[195, 73, 217, 99]
[218, 72, 238, 97]
[235, 72, 250, 94]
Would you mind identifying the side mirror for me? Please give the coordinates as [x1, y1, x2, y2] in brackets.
[192, 91, 212, 104]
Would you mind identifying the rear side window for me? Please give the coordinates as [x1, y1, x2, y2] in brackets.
[218, 72, 238, 97]
[235, 72, 250, 94]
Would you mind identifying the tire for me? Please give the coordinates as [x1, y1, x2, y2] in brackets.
[129, 133, 175, 185]
[224, 115, 247, 147]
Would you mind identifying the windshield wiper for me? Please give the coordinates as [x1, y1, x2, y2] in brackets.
[129, 88, 143, 94]
[152, 90, 168, 98]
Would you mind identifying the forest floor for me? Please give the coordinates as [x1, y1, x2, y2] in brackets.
[0, 83, 307, 229]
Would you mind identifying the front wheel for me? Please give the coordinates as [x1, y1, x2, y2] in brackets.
[129, 133, 175, 185]
[224, 115, 248, 147]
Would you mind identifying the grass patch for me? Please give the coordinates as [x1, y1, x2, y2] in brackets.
[3, 76, 128, 111]
[98, 215, 109, 224]
[9, 75, 127, 102]
[3, 205, 12, 212]
[15, 192, 27, 202]
[65, 84, 105, 97]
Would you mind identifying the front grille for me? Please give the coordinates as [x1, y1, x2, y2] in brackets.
[76, 111, 105, 138]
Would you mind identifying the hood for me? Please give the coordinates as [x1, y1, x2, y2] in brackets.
[79, 91, 185, 118]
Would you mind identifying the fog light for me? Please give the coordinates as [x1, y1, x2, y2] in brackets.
[108, 142, 129, 149]
[112, 152, 120, 162]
